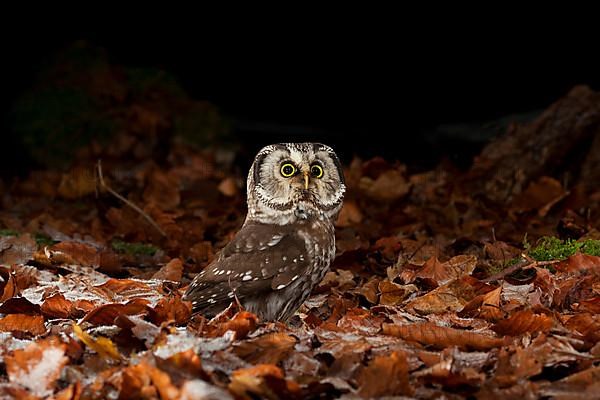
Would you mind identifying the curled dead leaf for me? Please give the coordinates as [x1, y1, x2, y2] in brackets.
[491, 309, 554, 336]
[229, 364, 300, 400]
[0, 314, 46, 336]
[152, 258, 184, 281]
[233, 332, 297, 365]
[383, 322, 504, 351]
[357, 351, 413, 397]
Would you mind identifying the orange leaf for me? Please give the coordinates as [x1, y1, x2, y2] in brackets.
[378, 279, 416, 306]
[401, 255, 477, 286]
[5, 338, 67, 397]
[0, 314, 46, 335]
[229, 364, 300, 399]
[357, 351, 413, 397]
[233, 332, 298, 364]
[492, 309, 554, 336]
[148, 295, 192, 325]
[152, 258, 184, 282]
[383, 322, 504, 351]
[459, 286, 504, 321]
[41, 293, 73, 319]
[82, 298, 149, 326]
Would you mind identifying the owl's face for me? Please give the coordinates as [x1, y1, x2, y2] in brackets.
[246, 143, 345, 224]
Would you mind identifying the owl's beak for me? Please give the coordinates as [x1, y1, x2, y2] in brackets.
[303, 171, 310, 190]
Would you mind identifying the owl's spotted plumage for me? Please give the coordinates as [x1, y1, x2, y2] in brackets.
[183, 143, 345, 321]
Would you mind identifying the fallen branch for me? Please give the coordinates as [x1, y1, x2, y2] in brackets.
[96, 160, 167, 237]
[482, 254, 561, 282]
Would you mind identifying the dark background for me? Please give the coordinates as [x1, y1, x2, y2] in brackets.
[2, 25, 599, 171]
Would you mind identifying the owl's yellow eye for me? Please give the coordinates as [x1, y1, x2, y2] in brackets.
[280, 163, 296, 177]
[310, 164, 324, 178]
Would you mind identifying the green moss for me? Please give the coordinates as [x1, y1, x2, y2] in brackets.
[527, 236, 600, 261]
[34, 233, 58, 247]
[581, 240, 600, 257]
[0, 229, 19, 237]
[111, 239, 158, 256]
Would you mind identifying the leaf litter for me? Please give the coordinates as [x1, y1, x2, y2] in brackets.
[2, 49, 600, 398]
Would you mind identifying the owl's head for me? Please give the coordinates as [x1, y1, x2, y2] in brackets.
[246, 143, 345, 224]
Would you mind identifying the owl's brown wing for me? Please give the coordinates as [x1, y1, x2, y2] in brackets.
[183, 222, 310, 316]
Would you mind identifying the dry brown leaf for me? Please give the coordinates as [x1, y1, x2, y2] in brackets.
[401, 255, 476, 286]
[81, 298, 149, 326]
[510, 176, 567, 217]
[233, 332, 297, 364]
[143, 169, 181, 211]
[335, 200, 363, 227]
[357, 351, 413, 397]
[406, 276, 484, 315]
[5, 338, 68, 397]
[152, 258, 184, 281]
[360, 169, 411, 201]
[0, 234, 37, 265]
[355, 276, 380, 304]
[378, 279, 417, 306]
[148, 295, 192, 325]
[492, 309, 554, 336]
[120, 361, 180, 400]
[556, 252, 600, 273]
[229, 364, 300, 400]
[0, 314, 46, 335]
[209, 311, 259, 340]
[41, 293, 74, 319]
[218, 177, 238, 197]
[459, 286, 504, 322]
[383, 322, 504, 350]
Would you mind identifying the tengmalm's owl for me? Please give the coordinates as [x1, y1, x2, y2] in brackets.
[183, 143, 345, 321]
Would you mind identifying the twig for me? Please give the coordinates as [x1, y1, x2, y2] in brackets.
[482, 253, 562, 283]
[96, 160, 167, 237]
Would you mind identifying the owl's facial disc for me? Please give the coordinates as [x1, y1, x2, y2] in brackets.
[248, 143, 345, 222]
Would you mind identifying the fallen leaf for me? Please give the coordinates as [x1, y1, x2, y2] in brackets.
[335, 200, 363, 227]
[218, 177, 238, 197]
[383, 322, 504, 351]
[152, 258, 184, 281]
[233, 332, 297, 364]
[401, 255, 477, 286]
[229, 364, 300, 400]
[41, 293, 74, 319]
[0, 234, 37, 265]
[406, 276, 484, 314]
[459, 286, 504, 321]
[357, 351, 413, 397]
[73, 324, 121, 360]
[81, 299, 149, 326]
[492, 309, 554, 336]
[5, 338, 68, 397]
[0, 314, 46, 335]
[378, 280, 417, 306]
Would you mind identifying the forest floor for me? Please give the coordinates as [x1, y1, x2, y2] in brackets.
[2, 44, 600, 399]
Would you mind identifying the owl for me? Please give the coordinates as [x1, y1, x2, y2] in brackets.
[183, 143, 345, 321]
